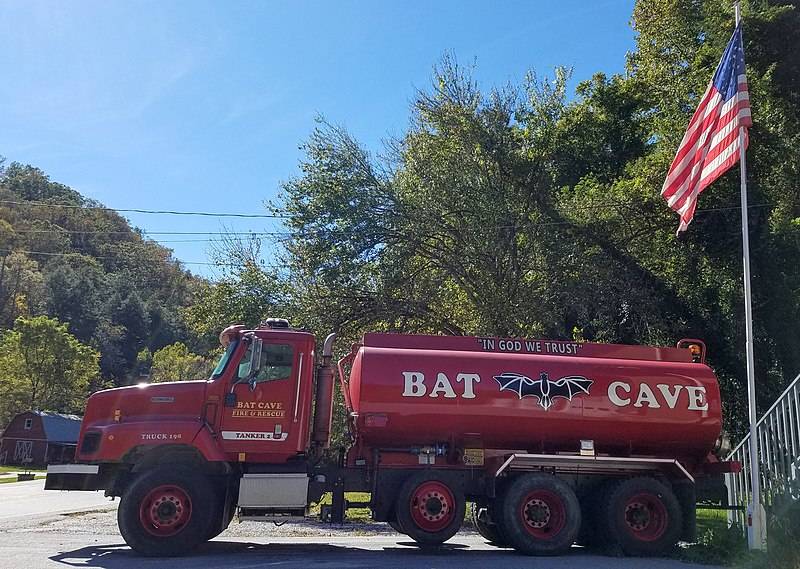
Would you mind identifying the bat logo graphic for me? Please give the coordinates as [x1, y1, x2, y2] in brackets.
[493, 371, 593, 411]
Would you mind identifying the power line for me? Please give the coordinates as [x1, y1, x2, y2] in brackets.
[151, 239, 233, 244]
[0, 200, 778, 269]
[0, 198, 772, 224]
[5, 203, 773, 238]
[0, 199, 289, 219]
[11, 229, 289, 236]
[0, 248, 285, 269]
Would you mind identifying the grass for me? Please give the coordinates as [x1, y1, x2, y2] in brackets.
[676, 506, 800, 569]
[0, 465, 45, 474]
[697, 507, 730, 534]
[0, 475, 46, 484]
[309, 492, 373, 523]
[676, 508, 751, 566]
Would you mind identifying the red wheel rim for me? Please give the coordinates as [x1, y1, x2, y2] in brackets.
[139, 484, 193, 537]
[409, 481, 456, 532]
[518, 490, 566, 540]
[624, 492, 668, 542]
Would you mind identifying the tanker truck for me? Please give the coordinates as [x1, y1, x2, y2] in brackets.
[45, 318, 739, 557]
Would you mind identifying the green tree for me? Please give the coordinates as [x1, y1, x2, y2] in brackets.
[149, 342, 209, 383]
[136, 347, 153, 378]
[0, 316, 98, 425]
[44, 258, 103, 343]
[182, 262, 287, 352]
[0, 162, 198, 387]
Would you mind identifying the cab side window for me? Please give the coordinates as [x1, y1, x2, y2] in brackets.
[238, 343, 295, 384]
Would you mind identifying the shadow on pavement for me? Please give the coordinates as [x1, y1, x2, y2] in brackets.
[46, 540, 706, 569]
[48, 539, 526, 568]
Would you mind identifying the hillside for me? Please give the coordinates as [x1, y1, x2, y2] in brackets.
[0, 160, 199, 385]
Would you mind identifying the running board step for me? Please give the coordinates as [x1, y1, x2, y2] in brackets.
[238, 508, 306, 522]
[237, 473, 309, 509]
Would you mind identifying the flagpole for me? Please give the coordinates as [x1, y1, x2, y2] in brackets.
[734, 1, 765, 551]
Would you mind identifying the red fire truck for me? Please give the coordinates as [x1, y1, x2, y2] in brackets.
[46, 318, 738, 557]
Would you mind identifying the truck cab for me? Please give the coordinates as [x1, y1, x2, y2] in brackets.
[47, 319, 337, 556]
[63, 319, 320, 469]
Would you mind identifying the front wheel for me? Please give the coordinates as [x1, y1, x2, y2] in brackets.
[395, 472, 465, 546]
[388, 518, 406, 534]
[118, 466, 216, 556]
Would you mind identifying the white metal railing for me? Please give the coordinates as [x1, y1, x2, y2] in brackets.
[726, 372, 800, 527]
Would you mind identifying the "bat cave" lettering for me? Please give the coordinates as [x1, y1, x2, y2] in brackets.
[401, 371, 481, 398]
[607, 381, 709, 411]
[400, 371, 710, 412]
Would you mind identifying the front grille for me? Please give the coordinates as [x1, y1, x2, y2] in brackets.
[80, 431, 101, 454]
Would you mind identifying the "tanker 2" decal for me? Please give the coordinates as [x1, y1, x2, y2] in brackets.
[494, 371, 593, 410]
[221, 431, 289, 441]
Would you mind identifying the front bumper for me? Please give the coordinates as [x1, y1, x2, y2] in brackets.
[45, 464, 104, 491]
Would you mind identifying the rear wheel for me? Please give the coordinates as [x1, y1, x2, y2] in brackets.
[388, 518, 405, 534]
[395, 472, 465, 546]
[498, 473, 581, 555]
[119, 466, 215, 556]
[601, 477, 682, 556]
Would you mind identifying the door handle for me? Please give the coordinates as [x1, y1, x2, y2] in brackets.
[293, 353, 304, 423]
[224, 392, 237, 407]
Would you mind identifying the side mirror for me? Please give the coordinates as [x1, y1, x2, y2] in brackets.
[231, 335, 264, 393]
[250, 338, 263, 373]
[247, 337, 263, 391]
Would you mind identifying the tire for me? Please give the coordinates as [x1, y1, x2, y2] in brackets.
[498, 473, 581, 556]
[600, 477, 682, 556]
[395, 471, 465, 546]
[388, 518, 405, 534]
[470, 502, 507, 546]
[118, 466, 216, 557]
[206, 497, 236, 541]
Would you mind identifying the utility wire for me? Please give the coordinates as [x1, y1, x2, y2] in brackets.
[4, 203, 774, 237]
[0, 198, 772, 222]
[0, 248, 285, 269]
[1, 200, 778, 269]
[11, 229, 289, 236]
[0, 199, 289, 219]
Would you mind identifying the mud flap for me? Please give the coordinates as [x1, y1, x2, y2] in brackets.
[45, 464, 104, 491]
[673, 480, 697, 542]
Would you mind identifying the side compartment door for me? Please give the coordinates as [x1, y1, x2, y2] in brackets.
[220, 338, 302, 457]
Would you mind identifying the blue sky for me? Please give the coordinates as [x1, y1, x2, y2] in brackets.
[1, 0, 636, 277]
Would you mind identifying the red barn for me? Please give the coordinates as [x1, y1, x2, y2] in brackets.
[0, 411, 81, 467]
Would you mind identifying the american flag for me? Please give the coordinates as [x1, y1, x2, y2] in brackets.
[661, 25, 752, 233]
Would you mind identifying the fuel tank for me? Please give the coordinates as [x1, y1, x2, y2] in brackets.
[347, 334, 722, 462]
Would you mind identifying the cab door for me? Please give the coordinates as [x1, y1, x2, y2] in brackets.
[219, 336, 305, 459]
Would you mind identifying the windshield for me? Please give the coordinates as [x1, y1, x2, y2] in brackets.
[211, 339, 239, 378]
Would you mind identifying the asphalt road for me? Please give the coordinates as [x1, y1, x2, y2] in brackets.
[0, 479, 113, 520]
[0, 481, 721, 569]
